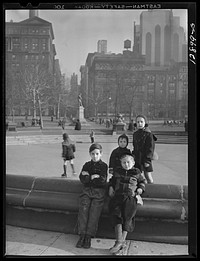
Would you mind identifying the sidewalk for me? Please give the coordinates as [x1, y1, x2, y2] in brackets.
[5, 225, 188, 256]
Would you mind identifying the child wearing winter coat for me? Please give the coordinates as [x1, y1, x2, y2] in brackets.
[76, 143, 108, 249]
[109, 134, 132, 175]
[108, 153, 146, 255]
[61, 133, 76, 177]
[132, 114, 157, 184]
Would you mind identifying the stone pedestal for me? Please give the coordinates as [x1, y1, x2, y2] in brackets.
[78, 106, 90, 126]
[112, 122, 127, 134]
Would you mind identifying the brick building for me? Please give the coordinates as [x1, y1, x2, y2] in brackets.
[5, 10, 61, 116]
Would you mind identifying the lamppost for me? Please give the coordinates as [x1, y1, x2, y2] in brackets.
[106, 96, 111, 118]
[57, 93, 68, 119]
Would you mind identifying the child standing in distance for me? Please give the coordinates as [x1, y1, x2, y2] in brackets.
[109, 134, 131, 175]
[89, 129, 95, 143]
[132, 114, 156, 184]
[61, 133, 76, 177]
[76, 143, 108, 249]
[108, 153, 146, 255]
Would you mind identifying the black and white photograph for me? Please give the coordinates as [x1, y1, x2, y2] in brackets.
[4, 2, 196, 257]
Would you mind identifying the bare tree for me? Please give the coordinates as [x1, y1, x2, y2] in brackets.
[21, 63, 53, 128]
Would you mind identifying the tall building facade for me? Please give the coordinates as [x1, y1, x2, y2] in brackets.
[81, 44, 188, 119]
[97, 40, 107, 53]
[137, 9, 187, 66]
[5, 10, 61, 116]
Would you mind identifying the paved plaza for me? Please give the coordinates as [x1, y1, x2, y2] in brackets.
[6, 138, 188, 185]
[5, 122, 190, 257]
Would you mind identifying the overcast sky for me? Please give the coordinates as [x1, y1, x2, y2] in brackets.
[5, 8, 187, 82]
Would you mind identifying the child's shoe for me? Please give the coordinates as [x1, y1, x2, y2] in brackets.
[109, 241, 125, 254]
[76, 235, 85, 248]
[83, 235, 91, 249]
[114, 242, 127, 255]
[61, 173, 67, 177]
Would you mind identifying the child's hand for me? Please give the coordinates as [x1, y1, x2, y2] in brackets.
[144, 162, 150, 168]
[109, 186, 115, 197]
[129, 177, 136, 184]
[109, 168, 113, 174]
[91, 174, 100, 180]
[136, 188, 143, 195]
[81, 171, 89, 176]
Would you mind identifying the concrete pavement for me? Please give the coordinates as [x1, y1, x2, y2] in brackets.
[5, 123, 190, 257]
[5, 225, 189, 256]
[6, 141, 188, 186]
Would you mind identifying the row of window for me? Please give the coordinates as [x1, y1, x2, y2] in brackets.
[6, 37, 49, 52]
[6, 27, 49, 35]
[10, 54, 46, 61]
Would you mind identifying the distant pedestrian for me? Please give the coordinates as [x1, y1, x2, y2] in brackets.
[89, 129, 95, 143]
[128, 120, 134, 131]
[184, 120, 188, 133]
[75, 119, 81, 130]
[61, 133, 76, 177]
[109, 134, 131, 175]
[108, 153, 146, 255]
[61, 117, 66, 130]
[132, 114, 157, 184]
[75, 143, 108, 249]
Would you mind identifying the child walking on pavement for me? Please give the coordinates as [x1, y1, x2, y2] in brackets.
[76, 143, 108, 249]
[108, 153, 146, 255]
[109, 134, 131, 175]
[89, 129, 95, 143]
[61, 133, 76, 177]
[132, 114, 157, 184]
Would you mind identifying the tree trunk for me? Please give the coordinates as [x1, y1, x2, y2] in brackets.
[37, 92, 43, 129]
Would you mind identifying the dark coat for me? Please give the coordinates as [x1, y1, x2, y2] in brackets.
[79, 160, 108, 189]
[75, 120, 81, 130]
[109, 166, 145, 197]
[109, 147, 132, 171]
[62, 141, 76, 160]
[132, 128, 155, 172]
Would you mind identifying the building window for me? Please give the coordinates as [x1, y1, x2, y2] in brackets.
[12, 37, 21, 50]
[23, 38, 29, 50]
[32, 38, 39, 51]
[42, 39, 47, 51]
[6, 37, 12, 51]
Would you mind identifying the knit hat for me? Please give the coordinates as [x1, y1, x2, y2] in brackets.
[118, 134, 129, 145]
[135, 114, 148, 127]
[89, 143, 102, 153]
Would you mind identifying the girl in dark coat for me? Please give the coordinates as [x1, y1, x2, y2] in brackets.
[109, 134, 131, 175]
[132, 115, 156, 184]
[61, 133, 76, 177]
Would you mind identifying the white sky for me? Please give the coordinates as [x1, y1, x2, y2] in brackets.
[5, 9, 188, 82]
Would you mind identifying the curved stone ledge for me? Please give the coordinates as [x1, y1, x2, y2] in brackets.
[6, 174, 188, 222]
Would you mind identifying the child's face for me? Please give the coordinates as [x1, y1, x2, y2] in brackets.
[90, 149, 102, 162]
[118, 138, 127, 148]
[136, 117, 146, 129]
[121, 156, 135, 170]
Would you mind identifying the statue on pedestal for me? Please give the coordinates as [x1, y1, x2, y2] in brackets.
[78, 94, 83, 107]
